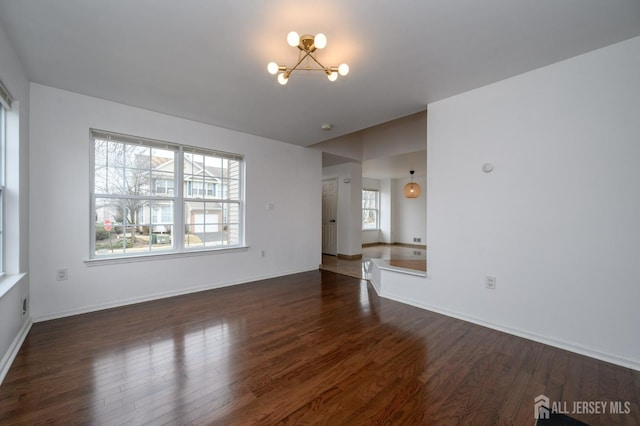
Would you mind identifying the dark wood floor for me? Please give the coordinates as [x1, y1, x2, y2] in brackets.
[1, 271, 638, 425]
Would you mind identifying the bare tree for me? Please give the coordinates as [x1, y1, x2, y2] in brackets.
[94, 140, 160, 245]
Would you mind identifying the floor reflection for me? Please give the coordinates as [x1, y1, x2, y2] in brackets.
[321, 244, 427, 279]
[90, 319, 238, 424]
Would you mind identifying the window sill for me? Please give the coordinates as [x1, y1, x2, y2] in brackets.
[362, 228, 380, 231]
[0, 273, 27, 299]
[84, 246, 249, 267]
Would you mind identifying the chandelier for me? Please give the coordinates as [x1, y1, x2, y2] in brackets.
[267, 32, 349, 85]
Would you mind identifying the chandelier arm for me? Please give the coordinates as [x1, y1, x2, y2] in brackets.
[307, 53, 331, 74]
[288, 50, 313, 74]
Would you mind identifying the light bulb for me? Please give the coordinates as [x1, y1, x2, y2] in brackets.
[267, 62, 279, 75]
[327, 72, 338, 82]
[277, 73, 289, 85]
[287, 31, 300, 47]
[338, 63, 350, 76]
[314, 33, 327, 49]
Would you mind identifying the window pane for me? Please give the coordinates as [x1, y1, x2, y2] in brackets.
[362, 209, 378, 229]
[224, 223, 241, 246]
[95, 198, 128, 256]
[95, 197, 175, 255]
[205, 155, 223, 179]
[362, 190, 379, 229]
[125, 168, 151, 196]
[150, 147, 175, 196]
[223, 203, 241, 246]
[185, 152, 226, 200]
[184, 201, 223, 248]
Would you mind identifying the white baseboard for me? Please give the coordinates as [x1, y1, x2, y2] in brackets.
[370, 285, 640, 372]
[33, 266, 319, 322]
[0, 319, 33, 386]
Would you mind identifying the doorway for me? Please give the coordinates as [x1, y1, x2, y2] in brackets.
[322, 178, 337, 255]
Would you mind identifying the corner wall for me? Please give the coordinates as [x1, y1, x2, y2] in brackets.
[424, 36, 640, 369]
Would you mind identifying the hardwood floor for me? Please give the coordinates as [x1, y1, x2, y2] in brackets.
[1, 271, 638, 425]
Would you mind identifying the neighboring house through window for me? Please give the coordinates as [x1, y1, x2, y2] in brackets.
[90, 129, 244, 258]
[154, 178, 174, 195]
[362, 189, 379, 230]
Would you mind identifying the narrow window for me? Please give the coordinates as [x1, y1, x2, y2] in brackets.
[362, 189, 379, 230]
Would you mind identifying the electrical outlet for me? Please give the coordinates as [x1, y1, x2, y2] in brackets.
[486, 276, 496, 290]
[22, 298, 28, 316]
[413, 237, 421, 243]
[56, 268, 68, 281]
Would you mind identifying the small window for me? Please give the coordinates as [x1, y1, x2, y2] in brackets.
[362, 189, 379, 230]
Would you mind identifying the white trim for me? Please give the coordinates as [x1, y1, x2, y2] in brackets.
[33, 266, 319, 322]
[371, 283, 640, 371]
[371, 258, 426, 277]
[0, 319, 32, 386]
[84, 245, 249, 266]
[0, 272, 26, 299]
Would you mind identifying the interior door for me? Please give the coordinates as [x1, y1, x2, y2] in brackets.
[322, 178, 338, 255]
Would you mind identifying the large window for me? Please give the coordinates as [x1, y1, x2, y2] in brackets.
[91, 130, 243, 258]
[362, 189, 379, 230]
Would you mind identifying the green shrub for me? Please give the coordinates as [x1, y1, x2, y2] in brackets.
[95, 225, 110, 241]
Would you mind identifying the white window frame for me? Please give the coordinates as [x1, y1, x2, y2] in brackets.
[0, 78, 12, 276]
[0, 105, 5, 275]
[362, 189, 380, 230]
[89, 129, 244, 259]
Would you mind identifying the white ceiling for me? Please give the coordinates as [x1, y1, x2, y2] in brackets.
[1, 0, 639, 146]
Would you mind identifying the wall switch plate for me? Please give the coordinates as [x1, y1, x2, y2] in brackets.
[486, 276, 496, 290]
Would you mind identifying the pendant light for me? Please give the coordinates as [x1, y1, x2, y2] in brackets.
[403, 170, 421, 198]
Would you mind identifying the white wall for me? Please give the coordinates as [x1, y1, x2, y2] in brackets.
[392, 176, 427, 245]
[322, 163, 362, 256]
[313, 132, 362, 162]
[0, 19, 31, 383]
[379, 179, 392, 244]
[29, 84, 321, 320]
[421, 36, 640, 369]
[362, 111, 427, 161]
